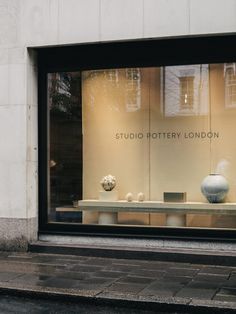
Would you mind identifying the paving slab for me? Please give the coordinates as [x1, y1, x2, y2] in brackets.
[0, 251, 236, 313]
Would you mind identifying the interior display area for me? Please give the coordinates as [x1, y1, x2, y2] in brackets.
[47, 63, 236, 229]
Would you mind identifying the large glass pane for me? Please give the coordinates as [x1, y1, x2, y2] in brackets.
[47, 64, 236, 230]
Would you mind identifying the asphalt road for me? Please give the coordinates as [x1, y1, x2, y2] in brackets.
[0, 294, 180, 314]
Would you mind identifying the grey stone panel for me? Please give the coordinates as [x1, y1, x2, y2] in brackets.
[0, 217, 37, 251]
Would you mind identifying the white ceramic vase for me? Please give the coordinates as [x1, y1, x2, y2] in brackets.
[201, 174, 229, 203]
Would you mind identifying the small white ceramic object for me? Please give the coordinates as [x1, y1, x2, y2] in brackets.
[137, 192, 145, 202]
[125, 192, 133, 202]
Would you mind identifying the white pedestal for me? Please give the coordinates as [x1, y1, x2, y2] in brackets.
[99, 190, 118, 201]
[98, 190, 118, 224]
[98, 212, 118, 225]
[166, 214, 186, 227]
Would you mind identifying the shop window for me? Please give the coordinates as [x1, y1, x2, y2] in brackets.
[44, 64, 236, 232]
[38, 37, 236, 238]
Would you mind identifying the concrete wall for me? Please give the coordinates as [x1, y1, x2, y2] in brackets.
[0, 0, 236, 250]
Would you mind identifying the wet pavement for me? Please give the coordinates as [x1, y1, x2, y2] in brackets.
[0, 251, 236, 313]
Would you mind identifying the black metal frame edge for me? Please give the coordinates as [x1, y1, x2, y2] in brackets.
[38, 33, 236, 241]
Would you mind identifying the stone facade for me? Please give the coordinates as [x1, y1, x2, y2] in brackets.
[1, 0, 236, 250]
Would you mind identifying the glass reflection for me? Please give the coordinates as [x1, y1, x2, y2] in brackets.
[47, 64, 236, 230]
[48, 72, 82, 222]
[162, 65, 209, 117]
[224, 63, 236, 108]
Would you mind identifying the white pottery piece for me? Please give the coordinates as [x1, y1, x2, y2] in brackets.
[137, 192, 145, 202]
[201, 174, 229, 203]
[100, 174, 116, 191]
[125, 192, 133, 202]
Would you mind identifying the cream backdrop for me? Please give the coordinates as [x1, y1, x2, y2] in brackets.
[82, 65, 236, 227]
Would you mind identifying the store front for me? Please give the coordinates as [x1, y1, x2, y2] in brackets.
[38, 35, 236, 240]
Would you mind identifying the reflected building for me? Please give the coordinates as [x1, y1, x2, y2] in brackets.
[162, 65, 209, 117]
[125, 68, 141, 112]
[224, 63, 236, 109]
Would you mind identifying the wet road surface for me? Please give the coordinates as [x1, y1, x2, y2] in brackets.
[0, 294, 179, 314]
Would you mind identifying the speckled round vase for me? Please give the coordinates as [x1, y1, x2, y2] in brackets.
[201, 174, 229, 203]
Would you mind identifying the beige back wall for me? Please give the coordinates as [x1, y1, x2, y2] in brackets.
[82, 69, 150, 201]
[82, 66, 233, 204]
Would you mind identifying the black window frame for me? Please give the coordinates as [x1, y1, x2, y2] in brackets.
[38, 34, 236, 241]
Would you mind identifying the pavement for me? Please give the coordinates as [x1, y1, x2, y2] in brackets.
[0, 251, 236, 313]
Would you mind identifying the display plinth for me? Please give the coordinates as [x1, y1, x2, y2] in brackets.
[166, 213, 186, 227]
[98, 190, 118, 224]
[98, 212, 118, 225]
[79, 200, 236, 226]
[99, 190, 118, 201]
